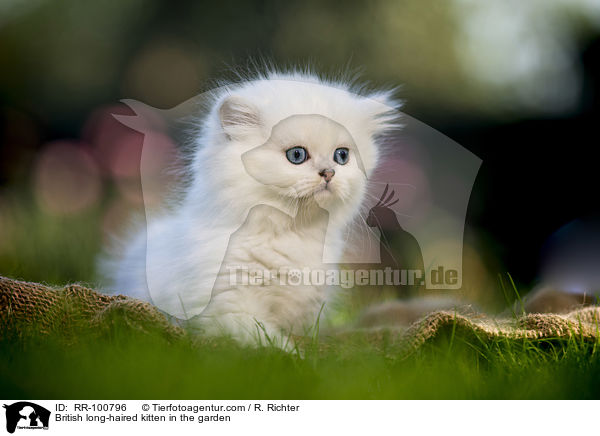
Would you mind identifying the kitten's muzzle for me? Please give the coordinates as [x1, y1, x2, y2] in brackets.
[319, 168, 335, 183]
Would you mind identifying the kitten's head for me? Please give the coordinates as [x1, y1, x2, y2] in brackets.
[196, 73, 401, 222]
[241, 113, 367, 211]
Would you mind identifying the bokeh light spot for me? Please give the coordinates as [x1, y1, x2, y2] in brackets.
[34, 141, 102, 216]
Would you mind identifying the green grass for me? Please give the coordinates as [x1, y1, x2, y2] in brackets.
[2, 187, 600, 399]
[2, 324, 600, 399]
[0, 189, 103, 286]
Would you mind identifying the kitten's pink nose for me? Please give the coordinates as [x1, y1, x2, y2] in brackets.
[319, 168, 335, 182]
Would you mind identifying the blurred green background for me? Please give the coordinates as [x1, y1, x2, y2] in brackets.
[1, 0, 600, 308]
[4, 0, 600, 401]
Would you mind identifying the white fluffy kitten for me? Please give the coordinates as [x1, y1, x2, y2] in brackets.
[110, 71, 399, 346]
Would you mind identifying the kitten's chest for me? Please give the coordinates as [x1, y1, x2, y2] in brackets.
[226, 204, 331, 270]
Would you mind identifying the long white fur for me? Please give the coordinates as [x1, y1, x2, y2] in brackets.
[108, 70, 401, 346]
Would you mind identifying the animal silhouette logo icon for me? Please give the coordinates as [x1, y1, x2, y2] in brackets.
[3, 402, 50, 434]
[113, 84, 482, 319]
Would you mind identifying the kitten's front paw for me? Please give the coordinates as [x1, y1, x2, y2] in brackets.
[187, 312, 296, 351]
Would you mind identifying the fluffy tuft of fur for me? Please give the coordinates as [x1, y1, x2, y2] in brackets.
[108, 70, 402, 346]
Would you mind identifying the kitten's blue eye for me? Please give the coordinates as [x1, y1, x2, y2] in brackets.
[286, 146, 308, 164]
[333, 147, 349, 165]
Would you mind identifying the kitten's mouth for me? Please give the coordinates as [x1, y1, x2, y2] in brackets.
[290, 181, 336, 201]
[313, 181, 332, 194]
[315, 183, 329, 192]
[312, 182, 336, 201]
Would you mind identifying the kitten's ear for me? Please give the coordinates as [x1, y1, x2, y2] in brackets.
[219, 95, 261, 140]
